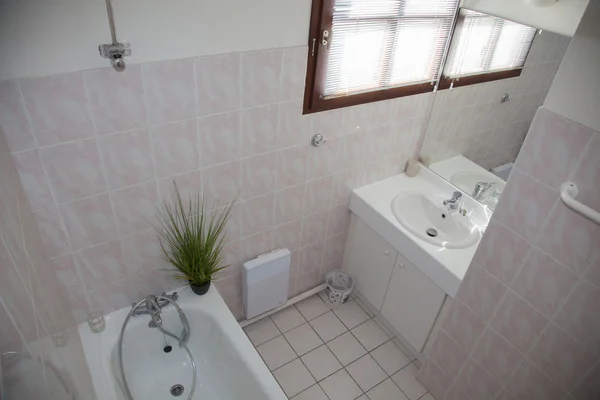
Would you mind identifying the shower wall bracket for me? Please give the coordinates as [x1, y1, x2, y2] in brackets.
[99, 0, 130, 71]
[98, 42, 132, 60]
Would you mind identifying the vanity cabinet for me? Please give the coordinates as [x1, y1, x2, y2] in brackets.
[381, 255, 446, 352]
[343, 216, 446, 353]
[343, 217, 398, 311]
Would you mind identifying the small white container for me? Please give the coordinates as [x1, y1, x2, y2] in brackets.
[325, 270, 354, 304]
[406, 158, 419, 177]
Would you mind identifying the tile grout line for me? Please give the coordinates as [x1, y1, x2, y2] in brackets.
[191, 57, 204, 199]
[265, 295, 373, 399]
[509, 275, 596, 396]
[32, 172, 354, 266]
[442, 259, 530, 400]
[488, 215, 592, 286]
[313, 321, 367, 399]
[247, 251, 426, 399]
[139, 62, 161, 225]
[8, 94, 318, 158]
[318, 307, 394, 397]
[72, 72, 105, 310]
[271, 313, 328, 398]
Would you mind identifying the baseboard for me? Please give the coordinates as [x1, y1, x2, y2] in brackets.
[238, 283, 328, 328]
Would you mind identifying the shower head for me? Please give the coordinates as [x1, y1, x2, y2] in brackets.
[111, 55, 126, 72]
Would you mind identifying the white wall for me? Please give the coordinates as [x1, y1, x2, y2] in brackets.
[461, 0, 588, 37]
[0, 0, 311, 81]
[545, 0, 600, 131]
[0, 0, 587, 81]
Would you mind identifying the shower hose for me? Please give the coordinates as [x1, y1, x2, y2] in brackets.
[117, 296, 197, 400]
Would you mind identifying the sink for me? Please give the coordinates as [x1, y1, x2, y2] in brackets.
[391, 192, 481, 249]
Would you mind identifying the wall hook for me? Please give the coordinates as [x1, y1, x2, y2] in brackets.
[311, 134, 327, 147]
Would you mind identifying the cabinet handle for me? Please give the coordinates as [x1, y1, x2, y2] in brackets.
[384, 250, 390, 255]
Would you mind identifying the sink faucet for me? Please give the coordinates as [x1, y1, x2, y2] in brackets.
[472, 181, 493, 201]
[443, 191, 463, 210]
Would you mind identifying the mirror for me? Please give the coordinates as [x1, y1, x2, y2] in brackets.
[419, 10, 570, 209]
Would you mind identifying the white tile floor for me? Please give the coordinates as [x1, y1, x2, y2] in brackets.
[243, 292, 435, 400]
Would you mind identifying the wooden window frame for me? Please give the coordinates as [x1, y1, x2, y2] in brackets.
[302, 2, 529, 115]
[438, 10, 528, 90]
[302, 0, 436, 115]
[438, 68, 522, 90]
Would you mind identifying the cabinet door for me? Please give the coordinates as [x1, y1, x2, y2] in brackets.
[381, 255, 446, 352]
[342, 217, 397, 311]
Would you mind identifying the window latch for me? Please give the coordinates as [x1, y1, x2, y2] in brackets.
[321, 30, 330, 47]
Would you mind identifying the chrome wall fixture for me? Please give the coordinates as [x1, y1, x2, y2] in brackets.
[560, 182, 600, 224]
[98, 0, 131, 71]
[311, 134, 327, 147]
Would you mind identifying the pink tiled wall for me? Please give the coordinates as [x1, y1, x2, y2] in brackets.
[0, 127, 95, 397]
[417, 106, 600, 400]
[1, 46, 433, 322]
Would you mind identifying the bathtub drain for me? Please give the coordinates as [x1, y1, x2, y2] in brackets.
[170, 384, 184, 397]
[426, 228, 438, 237]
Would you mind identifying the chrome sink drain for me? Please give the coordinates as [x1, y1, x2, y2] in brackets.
[426, 228, 438, 237]
[170, 384, 184, 397]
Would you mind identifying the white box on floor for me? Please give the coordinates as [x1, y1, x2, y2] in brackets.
[243, 248, 290, 319]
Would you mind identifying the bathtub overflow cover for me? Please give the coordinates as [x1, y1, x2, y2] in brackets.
[170, 384, 184, 397]
[426, 228, 438, 237]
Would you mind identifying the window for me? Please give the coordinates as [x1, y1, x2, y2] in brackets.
[439, 10, 538, 89]
[305, 0, 459, 113]
[303, 1, 538, 114]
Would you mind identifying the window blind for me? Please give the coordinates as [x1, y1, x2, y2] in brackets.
[323, 0, 459, 98]
[443, 10, 537, 79]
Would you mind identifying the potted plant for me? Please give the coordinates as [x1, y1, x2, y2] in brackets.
[154, 183, 234, 295]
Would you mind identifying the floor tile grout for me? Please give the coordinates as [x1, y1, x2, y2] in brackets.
[270, 309, 334, 398]
[299, 303, 368, 399]
[273, 302, 377, 397]
[246, 291, 433, 400]
[296, 293, 330, 321]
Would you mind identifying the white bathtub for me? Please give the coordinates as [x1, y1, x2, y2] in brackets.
[79, 286, 286, 400]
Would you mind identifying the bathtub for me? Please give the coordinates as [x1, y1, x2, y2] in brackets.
[79, 285, 286, 400]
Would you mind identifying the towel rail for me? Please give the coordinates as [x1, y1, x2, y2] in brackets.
[560, 182, 600, 225]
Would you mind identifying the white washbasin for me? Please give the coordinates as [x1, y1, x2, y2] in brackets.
[391, 192, 481, 249]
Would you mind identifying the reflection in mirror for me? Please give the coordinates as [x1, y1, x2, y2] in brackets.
[419, 9, 570, 210]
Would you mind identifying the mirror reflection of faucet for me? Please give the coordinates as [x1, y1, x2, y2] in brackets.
[472, 181, 494, 201]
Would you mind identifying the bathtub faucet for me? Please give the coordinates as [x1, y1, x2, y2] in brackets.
[131, 292, 179, 318]
[131, 292, 190, 347]
[145, 295, 163, 327]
